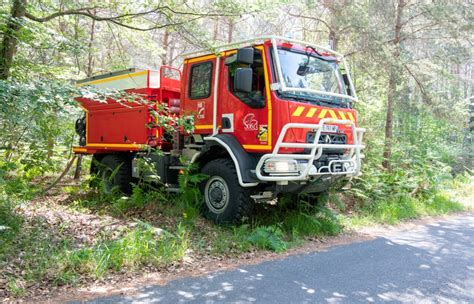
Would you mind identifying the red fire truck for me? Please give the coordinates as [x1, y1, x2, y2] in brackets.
[73, 36, 365, 223]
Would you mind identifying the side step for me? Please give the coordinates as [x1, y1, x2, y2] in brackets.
[168, 165, 187, 170]
[184, 144, 204, 149]
[165, 184, 181, 193]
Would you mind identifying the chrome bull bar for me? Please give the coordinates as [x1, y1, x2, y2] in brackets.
[255, 118, 366, 182]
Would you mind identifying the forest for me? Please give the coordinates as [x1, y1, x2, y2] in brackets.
[0, 0, 473, 300]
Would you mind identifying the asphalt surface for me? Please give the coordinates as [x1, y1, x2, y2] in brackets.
[78, 213, 474, 303]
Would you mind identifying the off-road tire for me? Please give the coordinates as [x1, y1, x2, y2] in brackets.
[89, 155, 102, 189]
[200, 158, 253, 224]
[98, 154, 133, 195]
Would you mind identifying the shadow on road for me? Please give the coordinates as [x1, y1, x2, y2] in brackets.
[78, 214, 474, 303]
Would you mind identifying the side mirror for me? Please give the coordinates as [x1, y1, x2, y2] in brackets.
[297, 65, 310, 76]
[234, 68, 253, 93]
[236, 48, 254, 64]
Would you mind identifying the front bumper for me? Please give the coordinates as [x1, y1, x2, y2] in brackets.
[255, 118, 365, 182]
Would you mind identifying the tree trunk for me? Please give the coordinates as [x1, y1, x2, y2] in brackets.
[467, 97, 474, 170]
[227, 19, 234, 43]
[382, 69, 397, 170]
[86, 11, 96, 77]
[213, 18, 219, 41]
[46, 135, 54, 161]
[382, 0, 406, 170]
[328, 29, 338, 51]
[168, 37, 176, 66]
[73, 154, 83, 180]
[0, 0, 27, 80]
[161, 29, 170, 66]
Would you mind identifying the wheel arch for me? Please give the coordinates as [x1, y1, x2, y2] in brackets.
[192, 134, 259, 187]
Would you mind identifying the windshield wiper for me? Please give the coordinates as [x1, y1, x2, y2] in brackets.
[280, 92, 322, 105]
[281, 91, 347, 107]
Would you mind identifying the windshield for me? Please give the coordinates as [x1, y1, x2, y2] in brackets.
[277, 48, 348, 103]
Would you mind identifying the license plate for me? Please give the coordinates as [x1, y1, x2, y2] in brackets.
[321, 125, 338, 133]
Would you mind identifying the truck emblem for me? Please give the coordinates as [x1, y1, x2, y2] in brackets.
[324, 134, 332, 144]
[243, 113, 258, 131]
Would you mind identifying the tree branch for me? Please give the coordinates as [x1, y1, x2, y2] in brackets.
[404, 64, 432, 105]
[24, 5, 247, 23]
[287, 12, 332, 32]
[106, 16, 204, 32]
[400, 9, 429, 27]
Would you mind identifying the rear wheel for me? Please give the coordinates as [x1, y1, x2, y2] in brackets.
[97, 154, 133, 194]
[200, 158, 253, 224]
[89, 155, 102, 189]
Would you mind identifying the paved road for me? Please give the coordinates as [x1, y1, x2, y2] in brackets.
[80, 213, 474, 303]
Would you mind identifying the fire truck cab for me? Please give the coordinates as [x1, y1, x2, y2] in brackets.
[73, 36, 365, 223]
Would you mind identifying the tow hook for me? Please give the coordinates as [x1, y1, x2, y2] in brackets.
[251, 191, 278, 205]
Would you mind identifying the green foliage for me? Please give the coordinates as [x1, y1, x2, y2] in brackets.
[0, 80, 77, 174]
[0, 197, 24, 257]
[346, 101, 469, 225]
[174, 162, 207, 221]
[247, 225, 288, 253]
[205, 204, 344, 254]
[281, 210, 342, 237]
[424, 194, 465, 215]
[1, 211, 189, 292]
[111, 187, 165, 214]
[63, 222, 188, 279]
[347, 162, 468, 224]
[207, 225, 254, 254]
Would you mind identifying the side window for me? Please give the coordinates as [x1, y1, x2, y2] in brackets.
[228, 49, 265, 108]
[189, 62, 212, 99]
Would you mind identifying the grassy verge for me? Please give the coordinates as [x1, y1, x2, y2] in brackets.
[0, 198, 188, 296]
[343, 174, 472, 227]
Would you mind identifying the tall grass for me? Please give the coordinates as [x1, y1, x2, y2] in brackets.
[61, 222, 188, 280]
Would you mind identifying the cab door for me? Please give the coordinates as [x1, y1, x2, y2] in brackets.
[219, 46, 272, 152]
[182, 57, 215, 134]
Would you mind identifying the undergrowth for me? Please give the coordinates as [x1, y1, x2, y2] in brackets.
[1, 206, 188, 295]
[344, 163, 471, 226]
[60, 221, 188, 281]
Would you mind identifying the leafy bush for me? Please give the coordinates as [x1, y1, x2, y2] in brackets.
[0, 197, 24, 258]
[282, 210, 342, 237]
[247, 225, 288, 252]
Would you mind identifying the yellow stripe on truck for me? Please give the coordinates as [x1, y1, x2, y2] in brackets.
[328, 110, 338, 119]
[306, 108, 317, 118]
[318, 109, 328, 119]
[76, 70, 148, 87]
[338, 111, 348, 120]
[292, 106, 305, 117]
[347, 112, 355, 122]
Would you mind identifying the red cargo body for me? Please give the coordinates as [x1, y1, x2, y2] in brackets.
[73, 67, 181, 154]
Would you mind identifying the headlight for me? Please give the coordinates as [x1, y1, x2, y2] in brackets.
[263, 159, 299, 175]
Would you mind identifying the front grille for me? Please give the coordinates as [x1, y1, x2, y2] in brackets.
[306, 132, 347, 145]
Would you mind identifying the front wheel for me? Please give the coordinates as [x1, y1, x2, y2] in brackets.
[200, 158, 253, 224]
